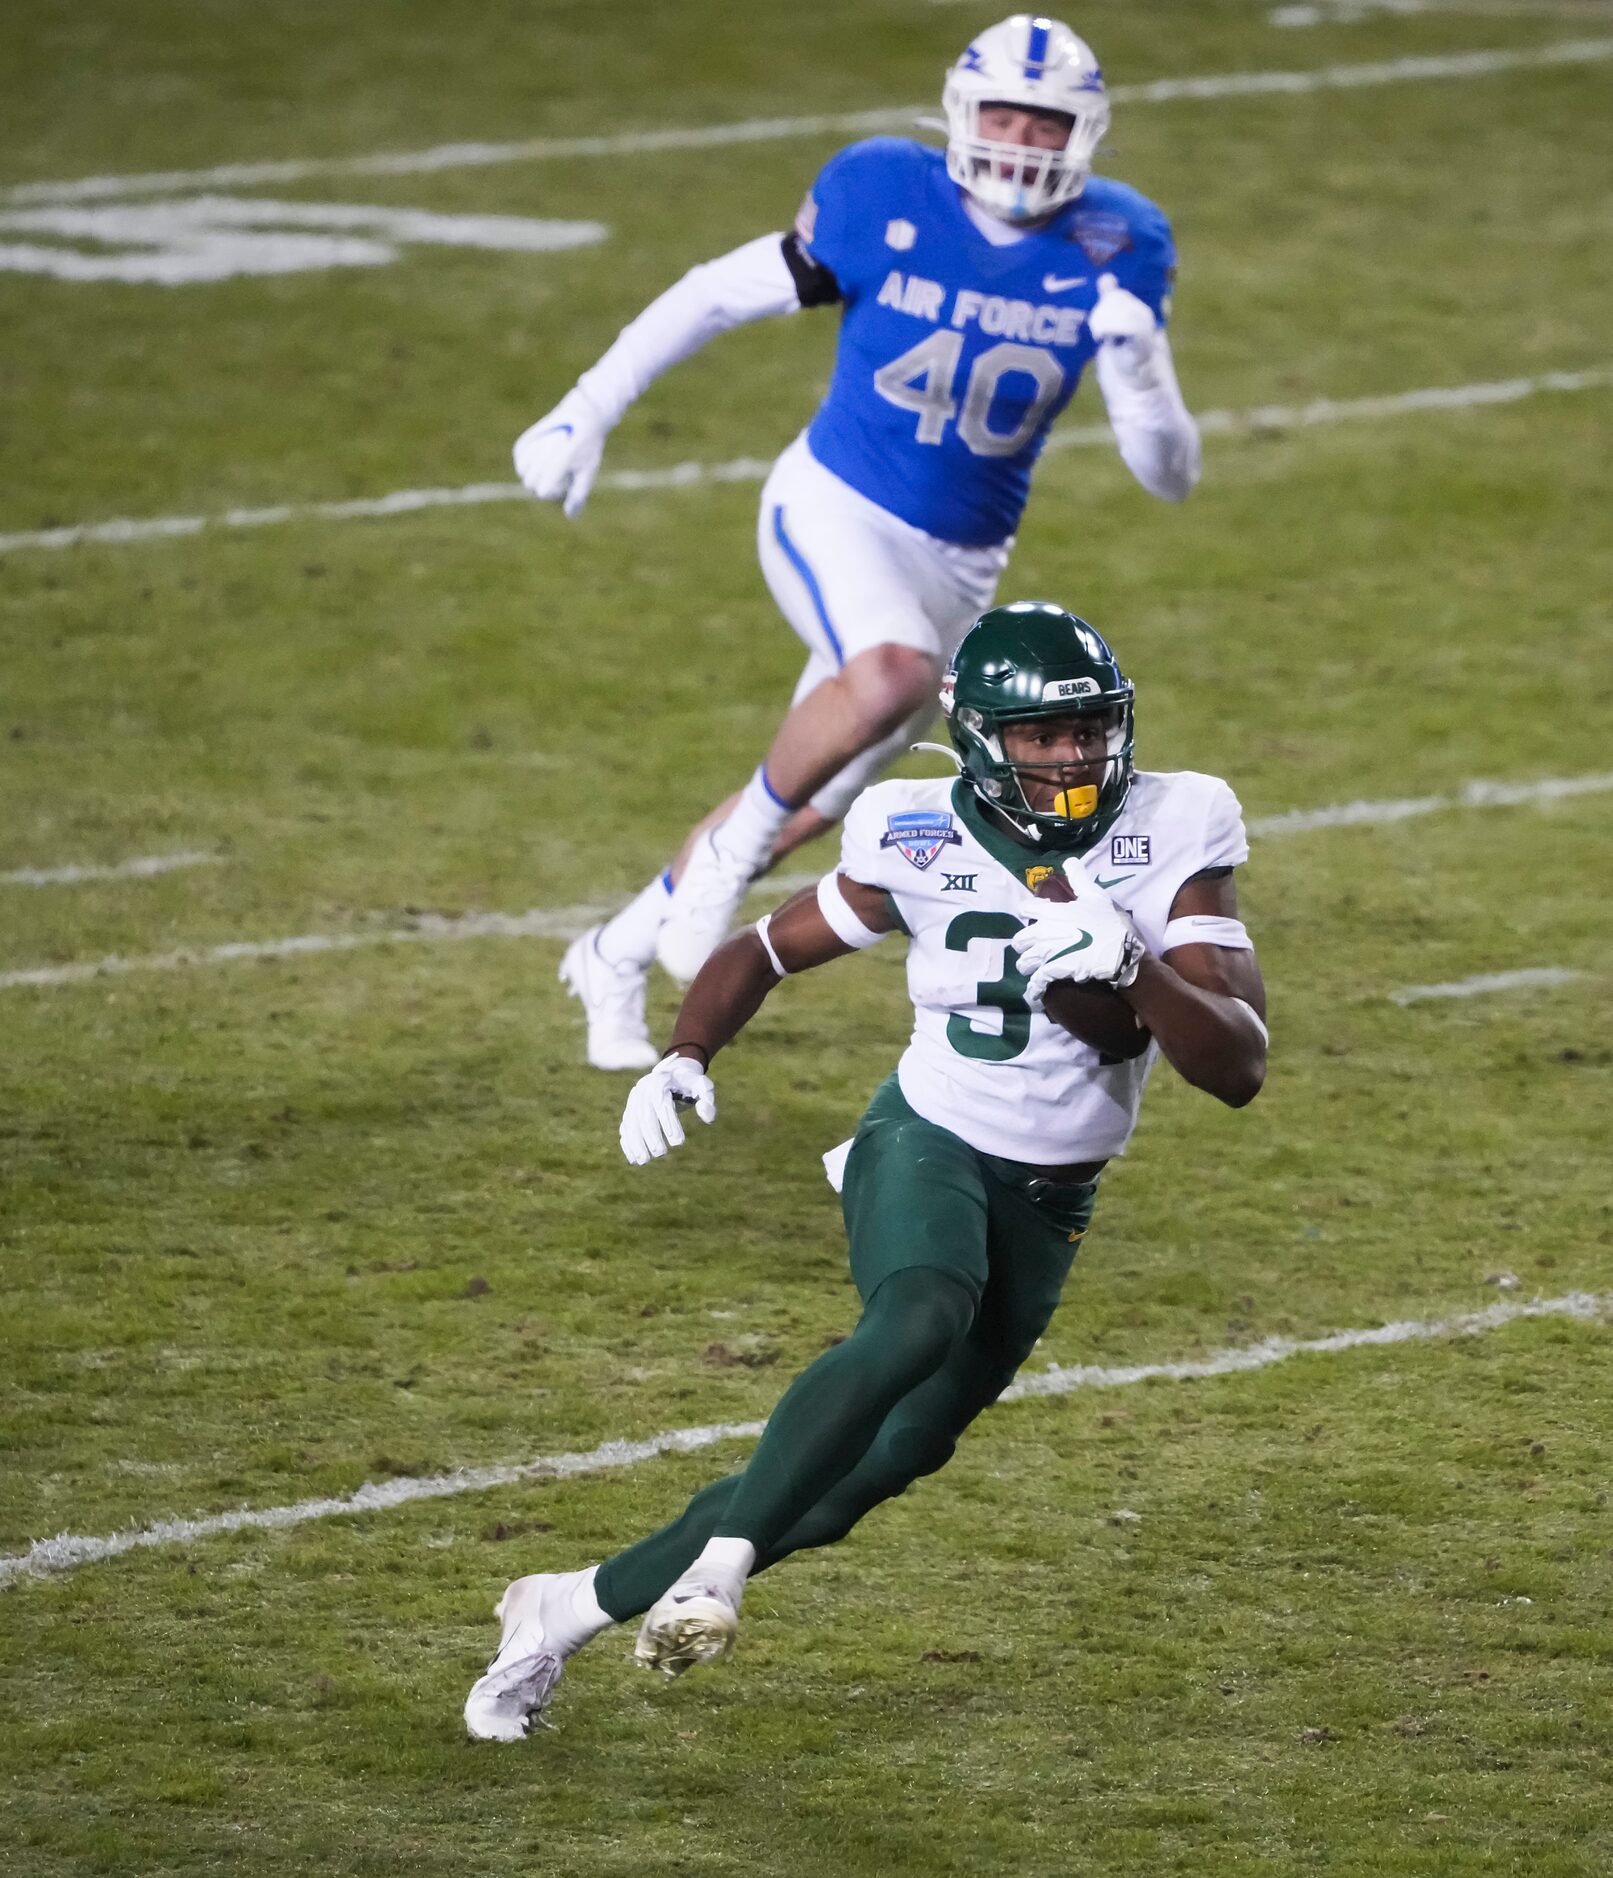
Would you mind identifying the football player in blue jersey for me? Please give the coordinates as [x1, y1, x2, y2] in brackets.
[516, 15, 1203, 1070]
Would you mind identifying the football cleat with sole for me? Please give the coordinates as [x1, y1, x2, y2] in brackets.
[654, 834, 754, 984]
[634, 1582, 740, 1679]
[464, 1570, 595, 1741]
[559, 928, 659, 1072]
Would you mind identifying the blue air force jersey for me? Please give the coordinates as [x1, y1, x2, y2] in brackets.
[796, 139, 1176, 547]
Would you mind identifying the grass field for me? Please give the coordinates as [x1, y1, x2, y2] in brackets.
[2, 3, 1611, 1873]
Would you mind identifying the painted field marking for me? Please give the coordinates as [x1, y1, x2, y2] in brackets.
[1272, 3, 1612, 26]
[1, 1290, 1602, 1586]
[2, 364, 1608, 559]
[1390, 965, 1586, 1003]
[0, 199, 608, 287]
[4, 39, 1610, 207]
[0, 851, 217, 888]
[0, 772, 1606, 994]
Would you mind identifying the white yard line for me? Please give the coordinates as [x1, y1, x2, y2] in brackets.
[0, 772, 1605, 994]
[1272, 3, 1613, 27]
[1, 1290, 1601, 1586]
[1390, 965, 1586, 1003]
[1247, 769, 1613, 835]
[0, 850, 217, 887]
[2, 365, 1608, 560]
[3, 40, 1610, 207]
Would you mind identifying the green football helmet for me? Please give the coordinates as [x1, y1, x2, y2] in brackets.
[942, 601, 1135, 850]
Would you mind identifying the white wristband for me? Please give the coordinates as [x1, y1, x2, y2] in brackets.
[816, 873, 887, 950]
[1162, 914, 1252, 954]
[755, 914, 789, 978]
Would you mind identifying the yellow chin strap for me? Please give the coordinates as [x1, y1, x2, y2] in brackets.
[1053, 784, 1099, 819]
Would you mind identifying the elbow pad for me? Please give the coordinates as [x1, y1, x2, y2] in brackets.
[781, 232, 842, 308]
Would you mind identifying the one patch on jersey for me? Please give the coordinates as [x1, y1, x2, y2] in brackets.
[1069, 211, 1131, 265]
[1111, 835, 1152, 866]
[884, 218, 917, 252]
[880, 811, 962, 871]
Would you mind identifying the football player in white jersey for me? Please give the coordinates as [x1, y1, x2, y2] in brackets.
[518, 15, 1203, 1071]
[465, 603, 1264, 1741]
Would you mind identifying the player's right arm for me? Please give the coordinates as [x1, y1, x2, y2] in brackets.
[514, 225, 842, 518]
[516, 143, 875, 518]
[619, 874, 891, 1165]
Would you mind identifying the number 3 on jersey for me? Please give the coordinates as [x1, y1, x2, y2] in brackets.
[872, 332, 1065, 459]
[945, 911, 1032, 1061]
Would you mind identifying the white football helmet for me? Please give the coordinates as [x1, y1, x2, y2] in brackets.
[943, 15, 1110, 223]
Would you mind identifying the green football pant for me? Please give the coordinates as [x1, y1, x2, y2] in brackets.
[594, 1078, 1098, 1624]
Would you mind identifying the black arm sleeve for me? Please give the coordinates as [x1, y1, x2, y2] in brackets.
[780, 232, 842, 308]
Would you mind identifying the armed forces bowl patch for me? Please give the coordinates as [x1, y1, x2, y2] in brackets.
[1069, 210, 1131, 265]
[880, 811, 962, 871]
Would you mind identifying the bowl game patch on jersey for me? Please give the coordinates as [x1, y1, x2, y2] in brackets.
[879, 810, 964, 870]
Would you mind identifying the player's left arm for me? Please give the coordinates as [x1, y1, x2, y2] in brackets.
[1121, 869, 1266, 1107]
[662, 876, 889, 1069]
[1088, 208, 1201, 502]
[620, 876, 894, 1164]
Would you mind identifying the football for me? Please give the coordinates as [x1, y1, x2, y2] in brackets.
[1030, 867, 1151, 1060]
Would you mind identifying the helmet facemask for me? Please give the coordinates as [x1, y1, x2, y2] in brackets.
[951, 696, 1135, 847]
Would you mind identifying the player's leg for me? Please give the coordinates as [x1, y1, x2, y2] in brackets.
[655, 442, 959, 981]
[603, 1088, 993, 1670]
[724, 512, 1009, 876]
[603, 1263, 975, 1674]
[746, 1115, 1097, 1566]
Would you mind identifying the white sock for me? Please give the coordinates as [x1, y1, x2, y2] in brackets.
[567, 1565, 614, 1640]
[595, 868, 673, 969]
[709, 767, 792, 876]
[687, 1536, 757, 1603]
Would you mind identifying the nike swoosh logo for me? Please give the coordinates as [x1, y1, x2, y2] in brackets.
[1095, 874, 1135, 889]
[1043, 273, 1088, 293]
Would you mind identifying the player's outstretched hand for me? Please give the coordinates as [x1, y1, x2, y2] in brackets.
[513, 387, 609, 519]
[1010, 859, 1143, 1003]
[620, 1054, 718, 1166]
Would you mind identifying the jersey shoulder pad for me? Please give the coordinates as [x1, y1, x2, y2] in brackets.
[1067, 177, 1176, 292]
[801, 139, 930, 285]
[1135, 768, 1249, 871]
[839, 775, 959, 886]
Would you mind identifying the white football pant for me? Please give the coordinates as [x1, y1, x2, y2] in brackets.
[755, 435, 1008, 822]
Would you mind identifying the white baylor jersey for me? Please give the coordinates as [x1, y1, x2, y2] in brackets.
[837, 770, 1249, 1163]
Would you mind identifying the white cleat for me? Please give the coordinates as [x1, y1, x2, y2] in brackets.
[464, 1572, 590, 1741]
[634, 1582, 740, 1680]
[654, 835, 754, 985]
[559, 928, 659, 1072]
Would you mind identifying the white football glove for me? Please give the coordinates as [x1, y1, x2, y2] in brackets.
[1009, 859, 1145, 1007]
[1087, 272, 1162, 387]
[512, 387, 610, 519]
[619, 1053, 717, 1166]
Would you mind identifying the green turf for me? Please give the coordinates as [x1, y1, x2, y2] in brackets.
[2, 2, 1611, 1872]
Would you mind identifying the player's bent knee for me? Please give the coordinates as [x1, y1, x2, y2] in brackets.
[839, 645, 942, 742]
[882, 1422, 958, 1483]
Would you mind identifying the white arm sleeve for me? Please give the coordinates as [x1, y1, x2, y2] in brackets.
[576, 233, 803, 428]
[817, 873, 888, 950]
[1095, 329, 1202, 503]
